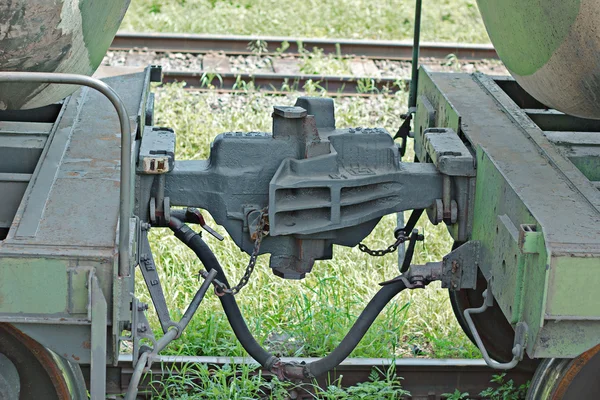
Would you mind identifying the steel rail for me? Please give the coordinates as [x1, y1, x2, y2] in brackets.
[82, 355, 533, 399]
[111, 32, 498, 61]
[162, 70, 409, 94]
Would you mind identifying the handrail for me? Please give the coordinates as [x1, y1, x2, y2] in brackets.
[0, 72, 132, 276]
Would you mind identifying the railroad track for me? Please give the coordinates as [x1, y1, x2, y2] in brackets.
[107, 33, 504, 95]
[82, 356, 532, 399]
[111, 32, 498, 61]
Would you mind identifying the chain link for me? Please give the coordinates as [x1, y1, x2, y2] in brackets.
[213, 209, 269, 296]
[358, 233, 407, 257]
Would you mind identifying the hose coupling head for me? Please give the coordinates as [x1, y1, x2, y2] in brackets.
[380, 261, 443, 289]
[270, 360, 309, 381]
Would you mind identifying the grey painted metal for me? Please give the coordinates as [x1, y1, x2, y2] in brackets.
[268, 132, 443, 237]
[0, 134, 46, 174]
[11, 324, 93, 365]
[0, 121, 54, 135]
[442, 241, 480, 290]
[0, 69, 154, 400]
[463, 288, 526, 370]
[0, 173, 30, 229]
[138, 230, 171, 334]
[12, 97, 74, 238]
[396, 212, 406, 271]
[423, 128, 476, 177]
[0, 121, 51, 179]
[124, 352, 148, 400]
[0, 72, 132, 276]
[164, 96, 449, 278]
[90, 273, 107, 400]
[111, 32, 498, 61]
[474, 73, 600, 211]
[0, 353, 20, 399]
[525, 109, 600, 132]
[137, 127, 176, 174]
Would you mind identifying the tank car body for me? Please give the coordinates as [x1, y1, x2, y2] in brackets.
[477, 0, 600, 119]
[0, 0, 130, 110]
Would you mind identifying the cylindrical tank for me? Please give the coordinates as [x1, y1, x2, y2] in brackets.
[477, 0, 600, 119]
[0, 0, 130, 110]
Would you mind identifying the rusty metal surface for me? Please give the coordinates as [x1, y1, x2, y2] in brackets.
[0, 324, 86, 399]
[550, 344, 600, 399]
[527, 345, 600, 399]
[111, 32, 498, 61]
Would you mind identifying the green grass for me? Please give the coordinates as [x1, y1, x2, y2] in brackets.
[136, 83, 479, 362]
[149, 362, 410, 399]
[122, 0, 490, 43]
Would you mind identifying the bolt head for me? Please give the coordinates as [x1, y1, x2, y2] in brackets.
[273, 106, 307, 119]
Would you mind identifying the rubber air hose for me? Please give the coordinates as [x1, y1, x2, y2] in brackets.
[169, 217, 279, 370]
[169, 217, 410, 378]
[303, 279, 407, 378]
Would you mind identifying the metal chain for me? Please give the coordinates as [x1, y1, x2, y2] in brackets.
[358, 234, 407, 257]
[213, 209, 269, 296]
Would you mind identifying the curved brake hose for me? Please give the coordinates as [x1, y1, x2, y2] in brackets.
[169, 217, 410, 379]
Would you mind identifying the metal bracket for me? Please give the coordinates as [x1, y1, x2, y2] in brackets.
[423, 128, 475, 177]
[137, 126, 176, 174]
[131, 297, 157, 369]
[463, 284, 527, 370]
[442, 241, 480, 290]
[125, 269, 217, 400]
[89, 272, 107, 400]
[138, 228, 173, 333]
[380, 262, 442, 288]
[149, 195, 170, 226]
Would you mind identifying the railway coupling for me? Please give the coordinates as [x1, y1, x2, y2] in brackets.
[126, 89, 486, 396]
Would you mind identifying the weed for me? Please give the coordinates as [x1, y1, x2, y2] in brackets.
[443, 389, 470, 400]
[443, 54, 462, 71]
[248, 40, 269, 56]
[299, 47, 351, 76]
[150, 361, 292, 399]
[310, 366, 409, 399]
[147, 0, 161, 14]
[301, 79, 327, 95]
[199, 72, 223, 89]
[231, 76, 255, 92]
[274, 41, 290, 56]
[356, 77, 379, 94]
[479, 373, 529, 400]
